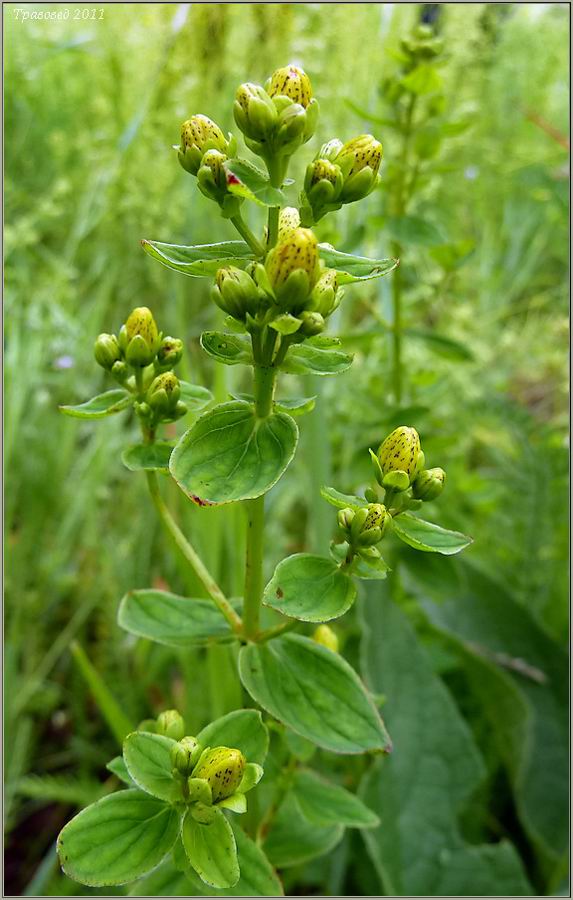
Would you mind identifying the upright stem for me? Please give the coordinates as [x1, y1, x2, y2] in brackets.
[230, 212, 265, 257]
[145, 471, 242, 633]
[267, 205, 279, 249]
[253, 364, 276, 417]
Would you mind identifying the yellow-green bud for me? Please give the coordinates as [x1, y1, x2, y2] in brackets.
[334, 134, 383, 203]
[179, 115, 231, 176]
[197, 149, 228, 201]
[119, 307, 161, 367]
[308, 269, 341, 318]
[156, 337, 183, 370]
[302, 158, 344, 222]
[192, 747, 246, 803]
[156, 709, 185, 741]
[171, 736, 201, 776]
[412, 467, 446, 501]
[94, 333, 121, 370]
[265, 228, 320, 311]
[363, 503, 390, 535]
[267, 64, 313, 108]
[234, 83, 278, 143]
[278, 207, 301, 241]
[377, 426, 422, 484]
[299, 311, 325, 337]
[337, 507, 355, 531]
[147, 372, 181, 416]
[211, 266, 260, 321]
[312, 624, 339, 653]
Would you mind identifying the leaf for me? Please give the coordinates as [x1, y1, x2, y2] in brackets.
[200, 332, 253, 367]
[281, 340, 353, 377]
[180, 382, 213, 411]
[224, 158, 285, 208]
[263, 794, 344, 868]
[57, 789, 180, 886]
[405, 328, 474, 361]
[293, 769, 379, 829]
[232, 393, 316, 416]
[400, 63, 443, 95]
[239, 634, 391, 754]
[141, 239, 254, 278]
[391, 512, 472, 555]
[70, 642, 133, 744]
[122, 732, 179, 802]
[228, 824, 283, 896]
[118, 589, 235, 647]
[359, 584, 532, 896]
[182, 808, 239, 889]
[386, 215, 443, 246]
[107, 756, 135, 786]
[414, 563, 568, 859]
[170, 401, 298, 505]
[317, 243, 398, 283]
[59, 390, 131, 419]
[129, 859, 196, 897]
[263, 553, 356, 623]
[122, 442, 174, 473]
[320, 485, 365, 510]
[197, 710, 269, 767]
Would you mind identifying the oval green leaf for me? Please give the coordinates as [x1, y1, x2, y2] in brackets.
[141, 239, 255, 277]
[318, 244, 398, 283]
[122, 442, 174, 473]
[106, 756, 135, 786]
[281, 342, 353, 377]
[118, 589, 235, 647]
[200, 332, 253, 367]
[293, 768, 380, 829]
[59, 390, 131, 419]
[180, 382, 214, 411]
[182, 808, 239, 889]
[224, 158, 285, 208]
[170, 401, 298, 505]
[392, 512, 472, 555]
[320, 485, 365, 510]
[123, 732, 179, 802]
[263, 553, 356, 623]
[57, 789, 180, 886]
[197, 710, 269, 766]
[239, 634, 391, 754]
[263, 794, 344, 868]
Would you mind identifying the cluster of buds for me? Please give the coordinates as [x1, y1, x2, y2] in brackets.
[94, 307, 187, 427]
[177, 115, 241, 218]
[170, 737, 263, 822]
[400, 23, 444, 61]
[338, 502, 392, 564]
[372, 426, 446, 507]
[300, 134, 383, 224]
[234, 64, 319, 185]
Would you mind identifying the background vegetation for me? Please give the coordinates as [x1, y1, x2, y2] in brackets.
[5, 3, 569, 896]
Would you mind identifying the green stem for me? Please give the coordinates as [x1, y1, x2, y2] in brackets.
[145, 471, 242, 633]
[267, 205, 280, 250]
[253, 364, 276, 417]
[242, 496, 266, 640]
[391, 240, 403, 405]
[230, 212, 265, 257]
[257, 619, 298, 643]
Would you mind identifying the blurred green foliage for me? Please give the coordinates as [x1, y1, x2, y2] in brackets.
[4, 3, 569, 896]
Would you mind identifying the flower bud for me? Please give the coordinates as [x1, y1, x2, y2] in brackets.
[299, 310, 325, 337]
[147, 372, 181, 416]
[363, 503, 391, 538]
[156, 709, 185, 741]
[303, 158, 344, 222]
[377, 426, 422, 485]
[333, 134, 383, 203]
[308, 269, 341, 318]
[266, 64, 313, 109]
[119, 307, 161, 367]
[156, 337, 184, 370]
[179, 115, 232, 176]
[111, 360, 129, 383]
[211, 266, 260, 321]
[318, 138, 344, 162]
[412, 467, 446, 501]
[94, 333, 121, 370]
[233, 83, 278, 143]
[197, 149, 228, 202]
[313, 624, 339, 653]
[192, 746, 246, 803]
[337, 507, 355, 531]
[171, 736, 201, 776]
[277, 207, 301, 241]
[265, 228, 320, 312]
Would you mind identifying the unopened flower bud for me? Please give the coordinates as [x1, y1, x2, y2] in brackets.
[156, 337, 184, 370]
[318, 139, 344, 162]
[303, 158, 344, 222]
[334, 134, 383, 203]
[378, 426, 422, 485]
[337, 507, 355, 531]
[94, 333, 121, 370]
[308, 269, 341, 318]
[156, 709, 185, 741]
[265, 228, 320, 312]
[234, 83, 278, 143]
[111, 360, 129, 383]
[171, 736, 201, 776]
[313, 624, 339, 653]
[277, 207, 301, 241]
[179, 115, 232, 176]
[197, 149, 228, 202]
[412, 467, 446, 501]
[363, 503, 391, 537]
[299, 310, 325, 337]
[211, 266, 260, 321]
[119, 307, 161, 367]
[192, 746, 246, 803]
[267, 64, 313, 109]
[147, 372, 181, 416]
